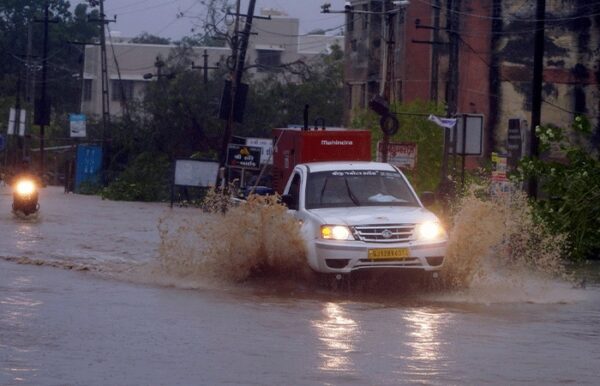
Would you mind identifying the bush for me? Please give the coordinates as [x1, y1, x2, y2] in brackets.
[350, 100, 446, 193]
[101, 152, 171, 202]
[515, 116, 600, 261]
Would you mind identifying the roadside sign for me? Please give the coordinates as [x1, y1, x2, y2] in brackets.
[7, 108, 26, 136]
[377, 141, 418, 170]
[7, 108, 16, 135]
[450, 114, 484, 155]
[491, 152, 508, 181]
[246, 137, 273, 165]
[174, 160, 219, 187]
[226, 144, 262, 170]
[69, 114, 87, 138]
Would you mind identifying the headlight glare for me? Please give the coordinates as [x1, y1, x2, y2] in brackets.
[321, 225, 353, 240]
[417, 221, 445, 241]
[15, 180, 36, 195]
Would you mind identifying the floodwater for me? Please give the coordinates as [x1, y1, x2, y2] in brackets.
[1, 187, 599, 385]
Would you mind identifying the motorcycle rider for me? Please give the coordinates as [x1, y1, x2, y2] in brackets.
[12, 158, 41, 187]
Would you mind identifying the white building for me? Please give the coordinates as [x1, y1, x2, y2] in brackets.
[81, 9, 343, 118]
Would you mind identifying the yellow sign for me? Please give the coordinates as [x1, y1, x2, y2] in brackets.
[368, 248, 410, 260]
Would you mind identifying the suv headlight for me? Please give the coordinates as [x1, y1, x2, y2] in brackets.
[416, 221, 446, 241]
[321, 225, 354, 240]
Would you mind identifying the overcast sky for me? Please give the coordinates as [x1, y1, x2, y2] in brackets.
[89, 0, 346, 40]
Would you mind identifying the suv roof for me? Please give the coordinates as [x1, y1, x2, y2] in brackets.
[301, 161, 396, 173]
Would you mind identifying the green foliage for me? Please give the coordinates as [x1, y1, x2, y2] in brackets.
[350, 100, 446, 193]
[1, 1, 99, 110]
[243, 44, 345, 133]
[77, 180, 102, 195]
[101, 152, 171, 202]
[130, 32, 171, 45]
[514, 116, 600, 260]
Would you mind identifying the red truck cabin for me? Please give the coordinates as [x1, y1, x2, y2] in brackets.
[272, 127, 372, 194]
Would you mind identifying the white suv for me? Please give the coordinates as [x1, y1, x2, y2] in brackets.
[281, 161, 447, 274]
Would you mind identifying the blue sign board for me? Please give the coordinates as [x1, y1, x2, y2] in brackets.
[0, 134, 5, 152]
[69, 114, 87, 137]
[75, 144, 102, 192]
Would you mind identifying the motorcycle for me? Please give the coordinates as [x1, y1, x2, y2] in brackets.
[12, 177, 40, 216]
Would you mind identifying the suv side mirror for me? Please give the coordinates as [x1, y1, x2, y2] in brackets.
[280, 194, 297, 210]
[420, 191, 435, 207]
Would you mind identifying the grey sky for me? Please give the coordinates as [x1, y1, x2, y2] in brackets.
[91, 0, 346, 40]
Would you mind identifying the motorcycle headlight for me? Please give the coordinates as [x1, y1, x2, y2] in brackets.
[416, 221, 446, 241]
[321, 225, 354, 240]
[15, 180, 36, 195]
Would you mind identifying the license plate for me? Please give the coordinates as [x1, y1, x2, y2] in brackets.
[368, 248, 410, 260]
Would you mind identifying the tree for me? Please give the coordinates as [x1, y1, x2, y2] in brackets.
[0, 1, 99, 119]
[130, 32, 171, 45]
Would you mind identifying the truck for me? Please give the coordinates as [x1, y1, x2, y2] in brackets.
[269, 127, 448, 275]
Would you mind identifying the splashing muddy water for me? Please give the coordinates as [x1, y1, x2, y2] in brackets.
[156, 185, 571, 299]
[441, 184, 568, 289]
[158, 195, 309, 282]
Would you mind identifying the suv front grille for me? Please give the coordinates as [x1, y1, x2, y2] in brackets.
[352, 224, 415, 243]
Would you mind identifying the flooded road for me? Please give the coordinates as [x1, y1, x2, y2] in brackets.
[1, 187, 599, 385]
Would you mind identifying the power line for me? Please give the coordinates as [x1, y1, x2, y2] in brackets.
[457, 34, 585, 116]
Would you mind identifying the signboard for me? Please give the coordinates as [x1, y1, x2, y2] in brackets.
[377, 141, 418, 170]
[226, 144, 262, 170]
[174, 160, 219, 187]
[450, 114, 484, 155]
[69, 114, 87, 138]
[246, 137, 273, 165]
[507, 118, 527, 171]
[491, 152, 508, 181]
[7, 108, 26, 136]
[75, 144, 102, 192]
[0, 134, 5, 152]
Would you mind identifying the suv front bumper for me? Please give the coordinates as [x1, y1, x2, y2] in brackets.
[311, 240, 447, 273]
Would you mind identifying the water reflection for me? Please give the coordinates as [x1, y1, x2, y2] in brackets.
[312, 302, 359, 372]
[15, 223, 40, 252]
[0, 275, 41, 383]
[402, 310, 447, 377]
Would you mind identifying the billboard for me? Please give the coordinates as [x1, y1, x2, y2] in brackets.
[377, 142, 418, 170]
[226, 144, 262, 170]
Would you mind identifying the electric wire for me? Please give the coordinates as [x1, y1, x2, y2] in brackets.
[457, 35, 588, 116]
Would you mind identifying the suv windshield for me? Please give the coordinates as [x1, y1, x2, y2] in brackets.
[305, 170, 419, 209]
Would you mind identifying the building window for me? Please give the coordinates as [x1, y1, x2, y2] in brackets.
[83, 79, 92, 101]
[256, 50, 282, 72]
[111, 80, 134, 101]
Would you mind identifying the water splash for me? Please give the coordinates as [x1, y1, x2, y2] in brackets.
[440, 183, 569, 291]
[154, 183, 574, 302]
[158, 194, 308, 282]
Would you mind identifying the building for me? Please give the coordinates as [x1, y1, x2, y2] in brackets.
[344, 0, 600, 165]
[81, 8, 343, 118]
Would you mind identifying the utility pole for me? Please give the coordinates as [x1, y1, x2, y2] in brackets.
[430, 0, 441, 102]
[528, 0, 546, 198]
[192, 50, 219, 84]
[88, 0, 115, 182]
[446, 0, 460, 117]
[380, 2, 398, 162]
[444, 0, 460, 192]
[412, 0, 460, 199]
[219, 0, 257, 168]
[33, 1, 58, 179]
